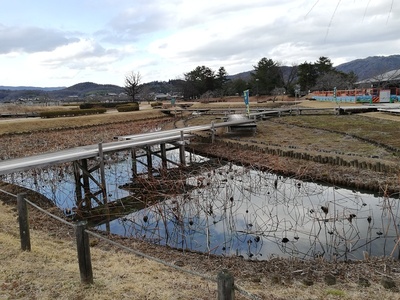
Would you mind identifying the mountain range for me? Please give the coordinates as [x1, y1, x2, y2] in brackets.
[1, 54, 399, 101]
[228, 55, 400, 82]
[335, 55, 400, 80]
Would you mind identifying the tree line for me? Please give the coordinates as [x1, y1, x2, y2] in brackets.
[125, 56, 358, 101]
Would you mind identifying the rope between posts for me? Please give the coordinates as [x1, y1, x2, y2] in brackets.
[0, 187, 17, 197]
[0, 188, 74, 228]
[86, 229, 217, 282]
[24, 197, 76, 228]
[0, 188, 262, 300]
[235, 284, 263, 300]
[87, 230, 262, 300]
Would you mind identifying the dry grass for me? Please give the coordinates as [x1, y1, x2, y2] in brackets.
[0, 203, 218, 300]
[2, 200, 400, 300]
[0, 109, 165, 136]
[279, 114, 400, 150]
[189, 97, 400, 162]
[186, 113, 400, 163]
[0, 104, 78, 113]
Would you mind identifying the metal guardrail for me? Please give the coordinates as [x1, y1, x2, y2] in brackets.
[0, 120, 255, 175]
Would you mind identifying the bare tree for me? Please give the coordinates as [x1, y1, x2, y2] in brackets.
[124, 71, 142, 102]
[280, 63, 298, 94]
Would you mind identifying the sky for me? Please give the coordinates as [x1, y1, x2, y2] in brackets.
[0, 0, 399, 87]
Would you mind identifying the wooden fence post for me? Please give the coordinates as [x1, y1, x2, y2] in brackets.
[17, 193, 31, 251]
[75, 221, 93, 284]
[218, 269, 235, 300]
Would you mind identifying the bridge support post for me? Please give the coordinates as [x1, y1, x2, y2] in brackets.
[145, 146, 153, 177]
[131, 148, 137, 179]
[73, 154, 108, 211]
[81, 159, 91, 209]
[211, 121, 215, 143]
[98, 143, 110, 232]
[160, 143, 167, 174]
[179, 131, 186, 166]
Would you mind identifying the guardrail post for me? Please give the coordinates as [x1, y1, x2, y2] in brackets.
[17, 193, 31, 251]
[75, 221, 93, 284]
[218, 269, 235, 299]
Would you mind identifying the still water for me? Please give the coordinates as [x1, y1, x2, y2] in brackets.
[3, 149, 399, 261]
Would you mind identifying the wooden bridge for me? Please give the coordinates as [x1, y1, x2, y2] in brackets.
[0, 118, 255, 211]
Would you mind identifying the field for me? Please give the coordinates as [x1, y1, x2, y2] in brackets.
[1, 98, 400, 299]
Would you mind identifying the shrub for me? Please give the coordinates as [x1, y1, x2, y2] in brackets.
[116, 103, 139, 112]
[80, 103, 95, 109]
[39, 108, 107, 118]
[151, 101, 163, 108]
[101, 102, 131, 108]
[80, 102, 132, 109]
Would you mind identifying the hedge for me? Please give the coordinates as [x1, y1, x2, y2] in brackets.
[116, 103, 139, 112]
[39, 108, 107, 118]
[79, 102, 132, 109]
[150, 101, 163, 108]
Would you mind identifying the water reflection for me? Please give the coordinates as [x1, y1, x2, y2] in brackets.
[2, 150, 399, 261]
[99, 163, 399, 261]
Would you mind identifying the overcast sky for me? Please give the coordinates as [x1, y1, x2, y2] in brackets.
[0, 0, 398, 87]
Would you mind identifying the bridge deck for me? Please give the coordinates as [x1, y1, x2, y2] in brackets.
[0, 119, 255, 175]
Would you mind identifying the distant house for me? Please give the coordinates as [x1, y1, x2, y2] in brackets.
[356, 68, 400, 88]
[154, 93, 171, 101]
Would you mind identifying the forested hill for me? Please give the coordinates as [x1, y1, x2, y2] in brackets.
[0, 82, 124, 102]
[0, 86, 65, 91]
[57, 82, 124, 97]
[335, 55, 400, 81]
[226, 55, 400, 82]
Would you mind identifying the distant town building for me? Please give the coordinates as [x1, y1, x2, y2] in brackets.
[356, 68, 400, 88]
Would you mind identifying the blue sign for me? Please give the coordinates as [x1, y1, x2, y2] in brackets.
[243, 89, 249, 105]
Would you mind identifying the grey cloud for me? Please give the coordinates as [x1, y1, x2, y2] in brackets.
[177, 1, 292, 30]
[173, 22, 283, 62]
[41, 41, 124, 71]
[169, 1, 400, 71]
[102, 3, 176, 43]
[0, 24, 78, 54]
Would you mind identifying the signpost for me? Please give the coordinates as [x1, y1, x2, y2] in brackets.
[243, 89, 250, 116]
